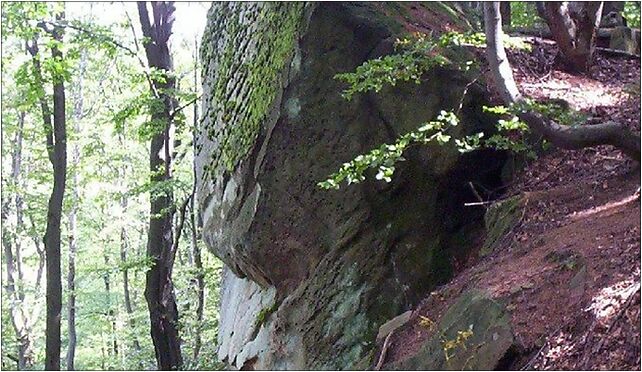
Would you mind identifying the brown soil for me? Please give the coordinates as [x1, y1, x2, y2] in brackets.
[379, 38, 641, 370]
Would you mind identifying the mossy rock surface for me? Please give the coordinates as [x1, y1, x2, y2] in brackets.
[481, 195, 525, 256]
[390, 289, 515, 370]
[196, 2, 507, 370]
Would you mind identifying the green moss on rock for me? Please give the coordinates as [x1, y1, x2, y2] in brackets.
[254, 301, 279, 329]
[481, 196, 524, 256]
[201, 3, 307, 173]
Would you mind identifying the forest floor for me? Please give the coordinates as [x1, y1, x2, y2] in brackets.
[380, 39, 641, 370]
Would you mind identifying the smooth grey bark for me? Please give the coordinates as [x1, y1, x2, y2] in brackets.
[137, 2, 183, 369]
[484, 2, 640, 161]
[542, 2, 604, 73]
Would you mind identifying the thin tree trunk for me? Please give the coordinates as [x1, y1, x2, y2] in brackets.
[65, 48, 87, 371]
[27, 211, 46, 297]
[118, 154, 142, 352]
[484, 2, 640, 161]
[2, 109, 38, 370]
[102, 246, 118, 358]
[137, 2, 183, 369]
[190, 202, 205, 363]
[500, 2, 511, 28]
[66, 193, 77, 371]
[26, 12, 68, 370]
[191, 37, 205, 364]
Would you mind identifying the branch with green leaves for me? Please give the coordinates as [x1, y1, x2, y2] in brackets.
[319, 31, 587, 190]
[318, 111, 483, 189]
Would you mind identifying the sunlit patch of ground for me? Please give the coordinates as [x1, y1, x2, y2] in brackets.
[534, 273, 641, 370]
[569, 190, 640, 220]
[536, 331, 577, 369]
[586, 271, 640, 322]
[520, 70, 631, 111]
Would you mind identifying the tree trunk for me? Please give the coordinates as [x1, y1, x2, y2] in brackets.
[118, 155, 142, 353]
[2, 111, 36, 370]
[137, 2, 183, 370]
[500, 2, 511, 28]
[66, 192, 77, 371]
[27, 12, 68, 370]
[101, 244, 119, 358]
[65, 48, 86, 372]
[190, 202, 205, 363]
[484, 2, 640, 161]
[191, 38, 205, 364]
[542, 2, 604, 73]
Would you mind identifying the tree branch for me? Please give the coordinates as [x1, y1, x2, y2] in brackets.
[170, 192, 192, 274]
[484, 2, 640, 161]
[169, 95, 201, 120]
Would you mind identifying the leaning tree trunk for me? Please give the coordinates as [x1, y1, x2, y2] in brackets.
[26, 12, 68, 370]
[542, 2, 604, 73]
[137, 2, 183, 370]
[483, 2, 640, 161]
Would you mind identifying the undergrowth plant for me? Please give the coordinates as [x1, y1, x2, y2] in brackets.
[417, 315, 475, 366]
[318, 31, 581, 190]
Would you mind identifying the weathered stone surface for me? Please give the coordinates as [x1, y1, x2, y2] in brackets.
[481, 195, 524, 256]
[215, 268, 276, 368]
[389, 289, 515, 370]
[609, 26, 641, 54]
[197, 2, 508, 369]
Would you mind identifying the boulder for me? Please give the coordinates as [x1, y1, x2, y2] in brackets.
[481, 195, 524, 257]
[389, 289, 515, 370]
[609, 26, 641, 55]
[197, 2, 507, 369]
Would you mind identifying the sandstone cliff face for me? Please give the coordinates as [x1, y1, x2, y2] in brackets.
[196, 3, 507, 369]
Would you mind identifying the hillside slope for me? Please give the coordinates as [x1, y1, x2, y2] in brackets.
[377, 38, 641, 371]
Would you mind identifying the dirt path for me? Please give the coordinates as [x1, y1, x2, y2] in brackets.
[380, 41, 641, 370]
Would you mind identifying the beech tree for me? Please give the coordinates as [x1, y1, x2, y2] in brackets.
[2, 3, 216, 369]
[483, 1, 640, 160]
[539, 2, 604, 73]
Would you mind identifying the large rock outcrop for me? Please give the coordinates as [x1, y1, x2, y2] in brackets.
[196, 2, 507, 369]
